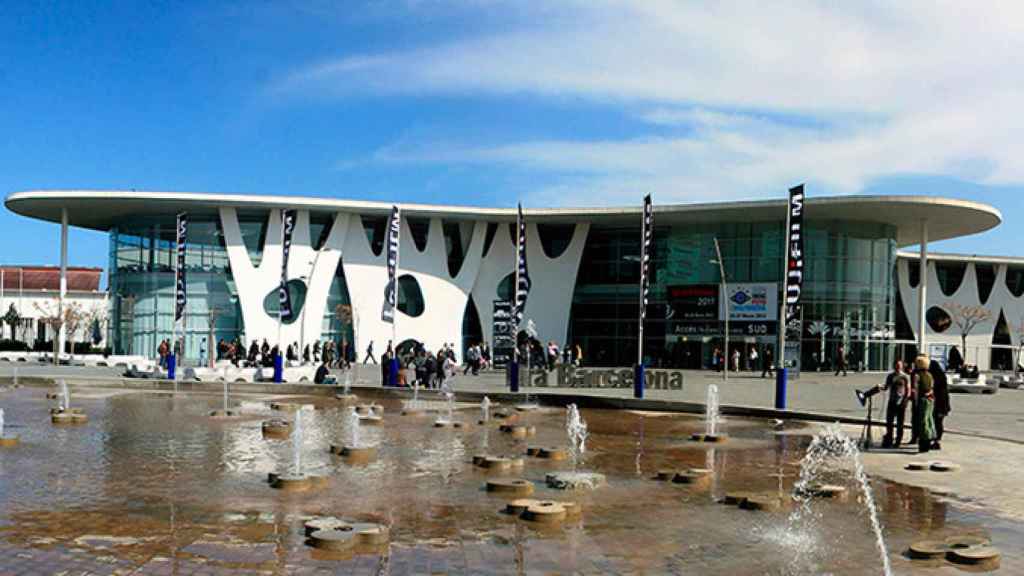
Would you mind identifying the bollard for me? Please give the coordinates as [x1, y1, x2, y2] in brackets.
[167, 353, 176, 381]
[634, 363, 645, 399]
[273, 353, 284, 383]
[775, 368, 787, 410]
[509, 360, 520, 393]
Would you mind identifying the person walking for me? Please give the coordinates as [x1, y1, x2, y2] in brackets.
[834, 344, 848, 377]
[731, 348, 740, 373]
[761, 346, 774, 378]
[929, 360, 951, 450]
[748, 346, 758, 373]
[911, 356, 936, 454]
[364, 340, 377, 364]
[881, 360, 910, 448]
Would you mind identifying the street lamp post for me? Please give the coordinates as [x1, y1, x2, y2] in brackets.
[712, 237, 728, 382]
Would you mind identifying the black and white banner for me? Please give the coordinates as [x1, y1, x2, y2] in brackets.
[279, 209, 297, 321]
[174, 214, 187, 322]
[784, 185, 805, 334]
[381, 205, 401, 324]
[639, 194, 653, 322]
[514, 203, 531, 326]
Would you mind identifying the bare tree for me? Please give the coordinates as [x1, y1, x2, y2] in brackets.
[205, 305, 224, 368]
[335, 303, 354, 341]
[34, 299, 84, 362]
[946, 302, 993, 366]
[1014, 317, 1024, 376]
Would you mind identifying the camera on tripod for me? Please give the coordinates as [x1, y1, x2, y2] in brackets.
[855, 385, 882, 407]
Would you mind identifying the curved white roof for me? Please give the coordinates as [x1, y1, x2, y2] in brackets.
[4, 189, 1002, 247]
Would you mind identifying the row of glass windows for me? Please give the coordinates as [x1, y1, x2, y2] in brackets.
[570, 220, 898, 367]
[108, 212, 900, 370]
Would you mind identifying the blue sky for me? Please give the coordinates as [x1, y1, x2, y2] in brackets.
[2, 1, 1024, 277]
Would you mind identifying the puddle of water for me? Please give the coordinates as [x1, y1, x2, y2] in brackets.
[0, 387, 1018, 574]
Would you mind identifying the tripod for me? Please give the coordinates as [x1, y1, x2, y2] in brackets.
[859, 396, 875, 451]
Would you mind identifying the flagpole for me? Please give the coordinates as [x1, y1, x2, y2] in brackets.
[512, 205, 522, 393]
[392, 212, 399, 354]
[274, 209, 285, 383]
[635, 195, 652, 399]
[278, 209, 284, 351]
[637, 210, 646, 370]
[171, 212, 185, 381]
[778, 199, 792, 372]
[636, 198, 646, 399]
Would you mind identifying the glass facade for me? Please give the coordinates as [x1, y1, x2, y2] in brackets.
[106, 209, 900, 372]
[569, 219, 899, 371]
[108, 215, 353, 361]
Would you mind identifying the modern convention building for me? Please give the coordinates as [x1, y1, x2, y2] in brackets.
[4, 190, 1010, 371]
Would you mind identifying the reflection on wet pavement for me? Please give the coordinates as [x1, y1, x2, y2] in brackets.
[0, 387, 1019, 574]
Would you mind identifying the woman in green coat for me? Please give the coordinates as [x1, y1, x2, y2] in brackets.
[912, 356, 936, 454]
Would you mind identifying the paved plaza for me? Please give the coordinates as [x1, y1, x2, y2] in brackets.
[4, 363, 1023, 443]
[3, 363, 1024, 573]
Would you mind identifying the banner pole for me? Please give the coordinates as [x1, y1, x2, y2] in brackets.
[391, 208, 400, 387]
[171, 212, 185, 381]
[274, 209, 284, 383]
[511, 207, 521, 393]
[778, 202, 790, 371]
[635, 196, 649, 399]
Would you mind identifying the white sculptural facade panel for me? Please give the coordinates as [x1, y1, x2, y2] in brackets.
[219, 206, 590, 356]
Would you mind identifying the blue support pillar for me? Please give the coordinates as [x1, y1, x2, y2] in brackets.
[388, 357, 399, 387]
[634, 363, 645, 399]
[775, 367, 788, 410]
[167, 354, 176, 381]
[509, 360, 520, 393]
[273, 353, 283, 383]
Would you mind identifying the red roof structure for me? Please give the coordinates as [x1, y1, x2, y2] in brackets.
[0, 266, 102, 292]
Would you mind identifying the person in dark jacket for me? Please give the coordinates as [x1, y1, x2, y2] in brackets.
[314, 360, 336, 385]
[929, 359, 951, 450]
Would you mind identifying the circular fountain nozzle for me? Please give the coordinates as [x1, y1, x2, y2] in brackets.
[271, 473, 314, 492]
[308, 528, 356, 551]
[907, 540, 950, 560]
[304, 516, 351, 537]
[262, 419, 292, 439]
[947, 546, 1001, 567]
[521, 501, 567, 523]
[486, 478, 535, 496]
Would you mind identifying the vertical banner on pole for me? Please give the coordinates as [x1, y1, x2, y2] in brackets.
[279, 209, 297, 321]
[510, 204, 531, 393]
[170, 213, 187, 380]
[776, 184, 805, 408]
[784, 185, 805, 339]
[636, 194, 653, 399]
[514, 204, 531, 327]
[381, 206, 401, 324]
[381, 206, 401, 386]
[174, 215, 188, 323]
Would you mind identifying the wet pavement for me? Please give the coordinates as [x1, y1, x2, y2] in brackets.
[0, 385, 1020, 574]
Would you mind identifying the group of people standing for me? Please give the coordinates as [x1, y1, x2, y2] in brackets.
[880, 356, 950, 453]
[380, 341, 463, 388]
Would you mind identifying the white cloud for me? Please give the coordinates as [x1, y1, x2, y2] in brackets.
[274, 0, 1024, 205]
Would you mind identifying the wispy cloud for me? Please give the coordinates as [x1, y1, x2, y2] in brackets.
[273, 0, 1024, 205]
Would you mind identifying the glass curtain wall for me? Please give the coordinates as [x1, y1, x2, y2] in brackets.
[569, 219, 898, 371]
[108, 213, 353, 364]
